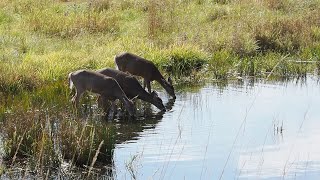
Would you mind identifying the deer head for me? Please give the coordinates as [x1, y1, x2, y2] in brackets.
[151, 91, 166, 111]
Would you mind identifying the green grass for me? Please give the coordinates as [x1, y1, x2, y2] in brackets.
[0, 91, 116, 177]
[0, 0, 319, 94]
[0, 0, 320, 174]
[1, 1, 320, 177]
[0, 80, 166, 178]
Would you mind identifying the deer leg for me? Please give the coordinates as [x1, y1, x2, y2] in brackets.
[99, 96, 114, 119]
[69, 87, 75, 97]
[71, 93, 78, 107]
[108, 100, 116, 119]
[143, 79, 147, 90]
[143, 79, 152, 93]
[111, 101, 116, 112]
[146, 80, 151, 93]
[72, 88, 84, 108]
[97, 96, 108, 111]
[97, 96, 102, 108]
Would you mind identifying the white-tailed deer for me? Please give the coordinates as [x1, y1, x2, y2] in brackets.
[68, 70, 135, 116]
[115, 52, 176, 98]
[97, 68, 166, 111]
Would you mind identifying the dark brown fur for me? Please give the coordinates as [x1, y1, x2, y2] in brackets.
[68, 70, 135, 116]
[97, 68, 165, 111]
[115, 52, 175, 98]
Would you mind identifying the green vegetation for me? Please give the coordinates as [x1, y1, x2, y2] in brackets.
[0, 0, 320, 177]
[0, 87, 117, 178]
[0, 0, 319, 94]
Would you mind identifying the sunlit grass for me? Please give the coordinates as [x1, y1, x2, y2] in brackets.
[0, 0, 320, 176]
[0, 0, 319, 94]
[0, 99, 116, 178]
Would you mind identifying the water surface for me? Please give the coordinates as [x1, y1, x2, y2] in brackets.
[1, 77, 320, 179]
[113, 77, 320, 179]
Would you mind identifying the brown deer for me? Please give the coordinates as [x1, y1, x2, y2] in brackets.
[68, 70, 135, 116]
[115, 52, 176, 98]
[97, 68, 166, 111]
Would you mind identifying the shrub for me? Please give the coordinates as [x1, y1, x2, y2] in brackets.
[208, 50, 234, 79]
[206, 5, 229, 22]
[161, 46, 208, 77]
[255, 17, 311, 53]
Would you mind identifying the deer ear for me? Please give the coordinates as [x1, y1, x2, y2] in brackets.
[168, 77, 173, 85]
[151, 91, 159, 97]
[130, 95, 138, 101]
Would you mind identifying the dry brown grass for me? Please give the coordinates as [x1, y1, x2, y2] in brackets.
[27, 5, 119, 38]
[254, 17, 312, 53]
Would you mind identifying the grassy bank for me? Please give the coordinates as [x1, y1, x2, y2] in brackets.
[0, 0, 320, 177]
[0, 0, 319, 94]
[0, 82, 117, 178]
[0, 79, 169, 178]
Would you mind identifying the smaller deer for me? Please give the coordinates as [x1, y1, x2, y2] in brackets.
[68, 70, 135, 116]
[97, 68, 166, 111]
[115, 52, 176, 98]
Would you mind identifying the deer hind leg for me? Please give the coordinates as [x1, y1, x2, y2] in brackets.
[98, 96, 115, 119]
[71, 87, 84, 108]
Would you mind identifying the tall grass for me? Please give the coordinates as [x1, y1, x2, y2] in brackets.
[1, 109, 116, 177]
[0, 0, 320, 94]
[59, 118, 115, 166]
[0, 80, 171, 178]
[0, 1, 319, 177]
[0, 81, 117, 178]
[0, 1, 319, 166]
[27, 4, 119, 38]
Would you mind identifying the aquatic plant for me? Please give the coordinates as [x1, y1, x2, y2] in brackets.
[0, 87, 116, 178]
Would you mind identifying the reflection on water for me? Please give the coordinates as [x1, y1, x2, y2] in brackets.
[112, 76, 320, 180]
[1, 76, 320, 179]
[111, 98, 175, 145]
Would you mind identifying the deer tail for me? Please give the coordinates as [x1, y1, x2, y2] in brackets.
[68, 72, 74, 90]
[114, 55, 119, 70]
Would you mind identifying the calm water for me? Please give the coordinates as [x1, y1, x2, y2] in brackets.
[112, 77, 320, 179]
[1, 77, 320, 179]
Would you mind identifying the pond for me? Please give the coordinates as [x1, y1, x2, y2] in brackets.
[113, 76, 320, 179]
[1, 76, 320, 179]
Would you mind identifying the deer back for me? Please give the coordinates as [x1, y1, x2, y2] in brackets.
[70, 70, 123, 98]
[97, 68, 165, 110]
[115, 52, 162, 81]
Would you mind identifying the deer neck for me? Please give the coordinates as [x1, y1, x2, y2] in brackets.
[137, 90, 153, 104]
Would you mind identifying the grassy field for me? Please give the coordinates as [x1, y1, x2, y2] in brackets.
[0, 0, 320, 178]
[0, 0, 319, 94]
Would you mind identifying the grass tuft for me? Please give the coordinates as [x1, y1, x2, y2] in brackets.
[27, 4, 119, 38]
[159, 46, 208, 77]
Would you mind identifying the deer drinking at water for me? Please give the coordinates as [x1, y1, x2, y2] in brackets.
[68, 70, 135, 116]
[97, 68, 166, 111]
[115, 52, 176, 98]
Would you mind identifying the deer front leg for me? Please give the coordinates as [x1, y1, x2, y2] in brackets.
[110, 101, 116, 112]
[145, 79, 152, 93]
[99, 96, 115, 119]
[143, 79, 147, 89]
[108, 100, 117, 119]
[98, 96, 108, 111]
